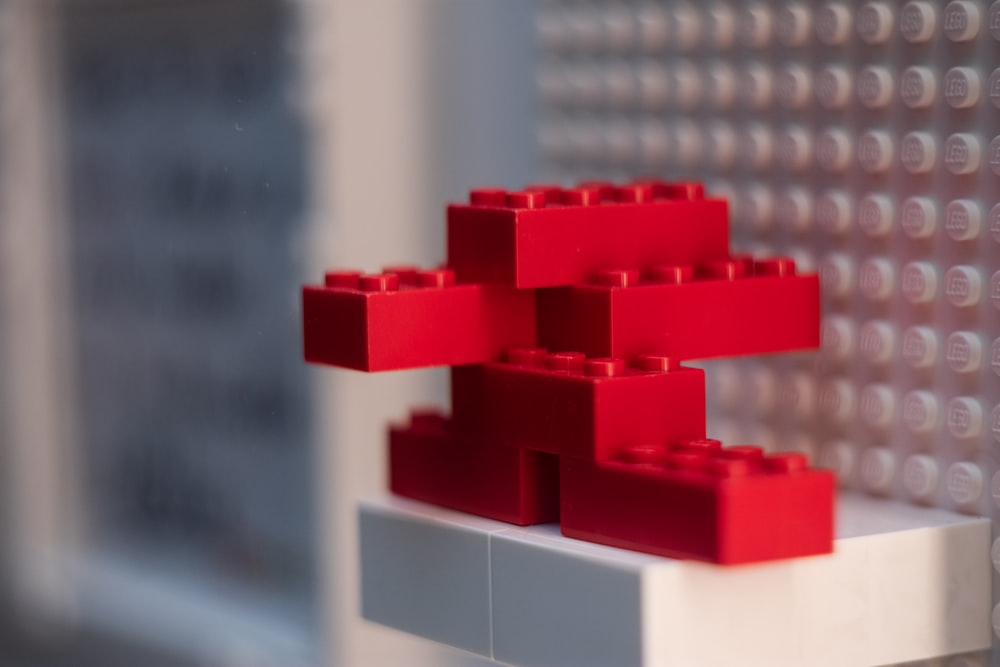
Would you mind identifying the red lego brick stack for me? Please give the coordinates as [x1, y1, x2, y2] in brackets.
[302, 180, 834, 565]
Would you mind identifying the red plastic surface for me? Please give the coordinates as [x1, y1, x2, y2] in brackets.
[451, 349, 705, 461]
[447, 182, 730, 288]
[537, 258, 820, 361]
[305, 181, 832, 565]
[389, 410, 560, 526]
[560, 442, 835, 564]
[302, 267, 536, 371]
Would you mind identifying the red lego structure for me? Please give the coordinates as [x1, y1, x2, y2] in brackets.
[536, 259, 820, 361]
[447, 182, 730, 288]
[450, 350, 706, 461]
[303, 268, 536, 371]
[561, 445, 835, 564]
[302, 180, 833, 564]
[389, 409, 560, 525]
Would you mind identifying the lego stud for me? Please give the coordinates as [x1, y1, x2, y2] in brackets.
[674, 438, 723, 455]
[627, 177, 665, 192]
[506, 347, 547, 367]
[592, 269, 640, 288]
[649, 264, 693, 284]
[584, 358, 626, 377]
[710, 458, 754, 478]
[576, 180, 616, 201]
[324, 270, 362, 289]
[618, 444, 671, 465]
[506, 191, 547, 209]
[702, 259, 747, 281]
[561, 187, 601, 206]
[636, 354, 679, 373]
[614, 183, 654, 203]
[525, 184, 563, 202]
[754, 257, 797, 277]
[469, 188, 507, 206]
[358, 273, 400, 293]
[944, 265, 982, 307]
[655, 181, 705, 201]
[765, 452, 809, 473]
[860, 447, 896, 493]
[720, 445, 765, 462]
[417, 268, 456, 288]
[666, 451, 711, 473]
[382, 265, 421, 286]
[545, 351, 586, 372]
[734, 254, 756, 273]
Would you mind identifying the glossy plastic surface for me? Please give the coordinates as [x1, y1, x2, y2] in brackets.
[447, 182, 729, 288]
[537, 259, 819, 361]
[302, 267, 536, 371]
[451, 349, 706, 460]
[389, 410, 560, 526]
[305, 179, 826, 565]
[561, 443, 835, 564]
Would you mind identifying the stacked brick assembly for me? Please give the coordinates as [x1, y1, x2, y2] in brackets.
[303, 181, 834, 565]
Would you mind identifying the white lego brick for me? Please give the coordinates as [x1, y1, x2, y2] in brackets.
[492, 493, 991, 667]
[360, 494, 990, 667]
[358, 496, 504, 657]
[491, 523, 668, 667]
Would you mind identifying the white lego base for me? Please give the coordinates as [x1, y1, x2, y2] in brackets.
[360, 495, 991, 667]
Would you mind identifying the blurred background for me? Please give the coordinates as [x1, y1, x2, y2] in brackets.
[3, 0, 999, 665]
[0, 1, 536, 665]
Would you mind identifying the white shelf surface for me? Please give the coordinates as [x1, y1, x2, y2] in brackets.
[360, 494, 991, 667]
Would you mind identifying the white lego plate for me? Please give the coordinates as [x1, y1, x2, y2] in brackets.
[360, 494, 990, 667]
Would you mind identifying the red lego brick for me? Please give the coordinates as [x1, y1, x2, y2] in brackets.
[537, 257, 820, 362]
[447, 181, 730, 288]
[302, 267, 536, 371]
[389, 409, 560, 526]
[451, 349, 705, 461]
[560, 441, 835, 564]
